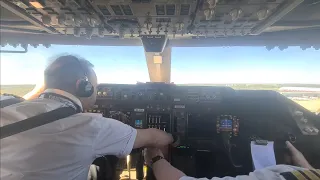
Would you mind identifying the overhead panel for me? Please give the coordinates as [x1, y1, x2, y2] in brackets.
[180, 4, 190, 16]
[141, 0, 152, 3]
[0, 0, 310, 42]
[0, 0, 58, 34]
[166, 4, 175, 15]
[97, 5, 111, 16]
[121, 5, 133, 16]
[155, 5, 165, 15]
[110, 5, 123, 16]
[156, 18, 171, 23]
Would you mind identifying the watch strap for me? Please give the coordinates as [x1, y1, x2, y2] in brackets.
[151, 155, 164, 166]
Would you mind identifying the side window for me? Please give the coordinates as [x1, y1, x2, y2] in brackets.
[0, 45, 149, 98]
[1, 85, 35, 97]
[0, 48, 44, 97]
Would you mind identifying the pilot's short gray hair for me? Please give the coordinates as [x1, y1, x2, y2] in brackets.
[44, 55, 94, 94]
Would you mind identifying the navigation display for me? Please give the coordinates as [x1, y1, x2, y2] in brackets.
[220, 119, 233, 131]
[187, 113, 216, 138]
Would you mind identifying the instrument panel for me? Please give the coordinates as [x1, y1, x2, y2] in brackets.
[87, 83, 320, 176]
[89, 83, 320, 142]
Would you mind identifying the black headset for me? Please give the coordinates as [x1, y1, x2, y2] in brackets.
[74, 58, 94, 98]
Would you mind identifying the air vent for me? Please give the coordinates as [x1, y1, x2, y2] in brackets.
[156, 18, 171, 23]
[166, 4, 175, 15]
[111, 5, 123, 15]
[156, 5, 165, 15]
[97, 5, 111, 15]
[180, 4, 190, 15]
[121, 5, 133, 15]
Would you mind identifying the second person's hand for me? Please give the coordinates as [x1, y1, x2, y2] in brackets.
[286, 141, 313, 169]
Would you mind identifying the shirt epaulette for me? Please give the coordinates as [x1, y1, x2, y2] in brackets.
[280, 169, 320, 180]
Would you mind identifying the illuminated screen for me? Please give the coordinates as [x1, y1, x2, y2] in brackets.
[220, 119, 232, 130]
[135, 120, 142, 125]
[187, 113, 216, 138]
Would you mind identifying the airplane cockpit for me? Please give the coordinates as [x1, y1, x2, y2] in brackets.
[85, 82, 320, 180]
[1, 0, 320, 179]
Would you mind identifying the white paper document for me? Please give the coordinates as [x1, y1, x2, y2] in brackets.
[250, 141, 276, 170]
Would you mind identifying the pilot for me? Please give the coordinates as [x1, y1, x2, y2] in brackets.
[0, 55, 174, 180]
[144, 141, 318, 180]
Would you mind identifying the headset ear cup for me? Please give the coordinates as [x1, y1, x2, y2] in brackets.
[85, 81, 94, 97]
[76, 79, 94, 97]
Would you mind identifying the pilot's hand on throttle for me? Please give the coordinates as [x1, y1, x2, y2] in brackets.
[144, 148, 164, 166]
[171, 134, 180, 147]
[286, 141, 313, 169]
[150, 129, 174, 146]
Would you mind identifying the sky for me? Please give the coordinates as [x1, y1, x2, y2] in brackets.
[0, 45, 319, 85]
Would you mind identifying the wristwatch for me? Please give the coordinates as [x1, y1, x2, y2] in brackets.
[150, 155, 164, 167]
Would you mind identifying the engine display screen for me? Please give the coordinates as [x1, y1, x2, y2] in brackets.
[220, 119, 232, 131]
[135, 119, 143, 128]
[187, 113, 216, 138]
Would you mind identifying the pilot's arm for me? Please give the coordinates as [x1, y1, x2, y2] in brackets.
[144, 141, 316, 180]
[93, 117, 173, 157]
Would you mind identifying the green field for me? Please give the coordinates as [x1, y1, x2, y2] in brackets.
[179, 84, 320, 91]
[294, 99, 320, 113]
[1, 85, 35, 97]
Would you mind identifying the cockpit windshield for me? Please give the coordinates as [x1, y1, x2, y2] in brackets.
[1, 45, 319, 112]
[171, 47, 319, 84]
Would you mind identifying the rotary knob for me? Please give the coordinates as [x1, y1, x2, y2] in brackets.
[288, 133, 296, 143]
[300, 118, 308, 123]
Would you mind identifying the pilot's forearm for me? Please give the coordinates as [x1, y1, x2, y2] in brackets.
[152, 159, 186, 180]
[134, 129, 173, 148]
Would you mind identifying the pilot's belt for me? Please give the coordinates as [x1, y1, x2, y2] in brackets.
[280, 169, 320, 180]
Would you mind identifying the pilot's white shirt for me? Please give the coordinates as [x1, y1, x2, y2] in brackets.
[0, 89, 137, 180]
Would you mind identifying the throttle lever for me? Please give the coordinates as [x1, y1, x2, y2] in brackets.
[136, 149, 144, 180]
[171, 133, 181, 147]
